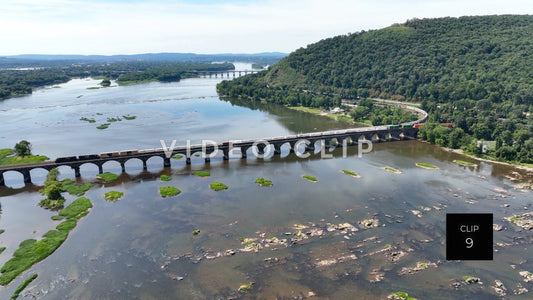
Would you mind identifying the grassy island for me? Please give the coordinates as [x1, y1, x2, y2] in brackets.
[415, 162, 438, 169]
[341, 170, 360, 177]
[123, 115, 137, 120]
[160, 175, 172, 181]
[255, 178, 273, 186]
[172, 154, 183, 159]
[388, 291, 416, 300]
[193, 170, 210, 177]
[11, 273, 38, 299]
[0, 197, 92, 285]
[210, 182, 228, 191]
[0, 148, 48, 166]
[453, 160, 477, 167]
[96, 123, 110, 130]
[104, 191, 124, 201]
[302, 175, 318, 182]
[384, 167, 402, 174]
[159, 186, 181, 197]
[80, 117, 96, 123]
[97, 172, 118, 182]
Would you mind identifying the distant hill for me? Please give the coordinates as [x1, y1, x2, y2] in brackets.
[1, 52, 287, 67]
[217, 15, 533, 163]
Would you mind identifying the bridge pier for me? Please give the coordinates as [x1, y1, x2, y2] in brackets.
[163, 158, 171, 168]
[205, 157, 210, 163]
[186, 157, 191, 165]
[98, 164, 104, 174]
[240, 146, 249, 159]
[256, 144, 265, 155]
[142, 160, 147, 170]
[120, 162, 126, 173]
[0, 172, 4, 186]
[273, 143, 282, 155]
[22, 169, 31, 184]
[70, 166, 81, 178]
[222, 149, 229, 160]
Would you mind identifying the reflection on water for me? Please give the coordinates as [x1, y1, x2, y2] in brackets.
[0, 76, 532, 299]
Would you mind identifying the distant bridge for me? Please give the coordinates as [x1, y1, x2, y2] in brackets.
[190, 69, 260, 78]
[0, 105, 427, 187]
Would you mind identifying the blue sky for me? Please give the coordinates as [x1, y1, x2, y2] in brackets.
[0, 0, 532, 55]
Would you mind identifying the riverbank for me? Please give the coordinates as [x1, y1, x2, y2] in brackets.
[286, 106, 368, 125]
[444, 147, 533, 173]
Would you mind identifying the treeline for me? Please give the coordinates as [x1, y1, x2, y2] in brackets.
[217, 15, 533, 163]
[115, 63, 234, 84]
[0, 62, 235, 100]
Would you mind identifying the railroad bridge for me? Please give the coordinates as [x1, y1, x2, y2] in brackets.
[0, 126, 420, 187]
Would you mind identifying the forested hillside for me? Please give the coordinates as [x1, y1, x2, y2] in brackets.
[217, 15, 533, 163]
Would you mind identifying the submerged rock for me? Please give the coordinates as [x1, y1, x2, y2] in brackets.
[519, 270, 533, 282]
[506, 212, 533, 230]
[398, 261, 437, 275]
[358, 218, 379, 229]
[492, 280, 507, 297]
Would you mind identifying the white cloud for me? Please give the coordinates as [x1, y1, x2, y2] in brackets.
[0, 0, 531, 55]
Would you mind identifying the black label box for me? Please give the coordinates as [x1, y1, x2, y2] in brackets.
[446, 213, 493, 260]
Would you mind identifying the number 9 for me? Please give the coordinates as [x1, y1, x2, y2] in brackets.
[466, 238, 474, 248]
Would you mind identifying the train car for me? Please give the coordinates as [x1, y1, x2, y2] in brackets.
[119, 150, 139, 155]
[388, 125, 401, 129]
[78, 154, 100, 160]
[402, 124, 414, 128]
[414, 123, 426, 129]
[440, 123, 454, 127]
[55, 156, 78, 163]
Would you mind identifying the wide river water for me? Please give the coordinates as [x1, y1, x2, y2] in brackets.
[0, 64, 532, 299]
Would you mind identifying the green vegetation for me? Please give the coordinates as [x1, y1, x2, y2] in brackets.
[80, 117, 96, 123]
[384, 167, 401, 174]
[388, 291, 416, 300]
[0, 229, 4, 235]
[0, 247, 5, 254]
[104, 191, 124, 202]
[302, 175, 318, 182]
[107, 117, 121, 122]
[57, 197, 93, 220]
[160, 175, 172, 181]
[86, 87, 100, 90]
[453, 160, 476, 167]
[193, 170, 210, 177]
[159, 186, 181, 197]
[122, 115, 136, 120]
[210, 182, 228, 191]
[14, 140, 31, 157]
[11, 273, 38, 299]
[172, 154, 183, 159]
[415, 162, 438, 169]
[463, 275, 476, 281]
[0, 142, 48, 166]
[100, 79, 111, 87]
[38, 169, 92, 210]
[238, 282, 254, 291]
[192, 230, 200, 236]
[255, 177, 273, 186]
[0, 197, 92, 285]
[341, 170, 359, 177]
[97, 172, 118, 182]
[61, 179, 92, 196]
[116, 63, 235, 84]
[96, 123, 110, 130]
[217, 15, 533, 164]
[509, 217, 524, 223]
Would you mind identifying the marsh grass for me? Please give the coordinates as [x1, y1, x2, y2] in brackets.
[210, 182, 228, 191]
[159, 186, 181, 197]
[0, 198, 92, 285]
[97, 172, 118, 182]
[104, 191, 124, 202]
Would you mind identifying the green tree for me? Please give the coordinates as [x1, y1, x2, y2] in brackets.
[43, 182, 63, 200]
[14, 140, 31, 157]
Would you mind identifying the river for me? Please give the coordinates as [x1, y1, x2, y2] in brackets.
[0, 64, 532, 299]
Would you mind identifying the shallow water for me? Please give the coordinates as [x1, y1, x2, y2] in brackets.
[0, 69, 532, 299]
